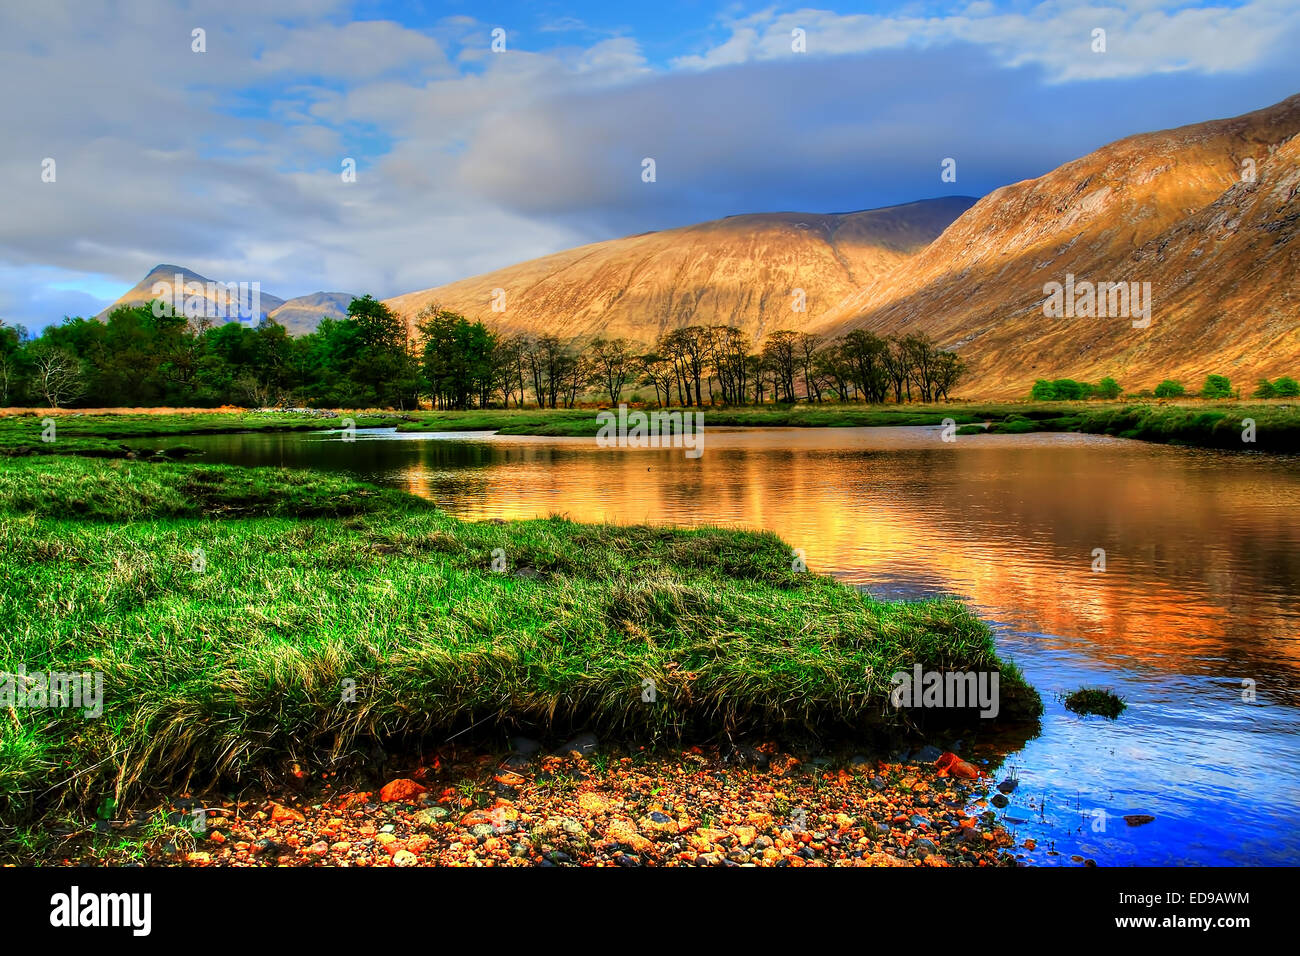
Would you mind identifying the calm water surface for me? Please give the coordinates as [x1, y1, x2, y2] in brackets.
[184, 425, 1300, 866]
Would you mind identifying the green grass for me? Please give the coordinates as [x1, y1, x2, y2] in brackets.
[401, 401, 1300, 451]
[1062, 688, 1127, 719]
[0, 456, 1039, 824]
[8, 401, 1297, 455]
[0, 411, 398, 459]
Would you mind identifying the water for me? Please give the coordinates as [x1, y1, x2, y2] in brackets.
[182, 424, 1300, 866]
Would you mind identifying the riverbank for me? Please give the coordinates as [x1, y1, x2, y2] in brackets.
[394, 401, 1299, 451]
[7, 740, 1030, 867]
[4, 399, 1296, 454]
[0, 456, 1040, 839]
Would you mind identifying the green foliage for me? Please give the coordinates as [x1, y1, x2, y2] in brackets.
[1063, 688, 1126, 719]
[1154, 380, 1186, 398]
[1200, 374, 1233, 399]
[1094, 377, 1122, 400]
[1275, 377, 1300, 398]
[0, 456, 1040, 822]
[1254, 378, 1278, 398]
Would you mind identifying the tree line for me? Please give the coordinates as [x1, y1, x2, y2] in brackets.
[0, 297, 967, 409]
[1032, 374, 1299, 401]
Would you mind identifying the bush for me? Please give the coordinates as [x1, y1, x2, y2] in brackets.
[1254, 379, 1278, 398]
[1094, 377, 1122, 399]
[1201, 374, 1232, 399]
[1030, 379, 1057, 401]
[1274, 376, 1300, 398]
[1154, 380, 1185, 398]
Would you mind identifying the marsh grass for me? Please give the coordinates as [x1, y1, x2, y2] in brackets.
[0, 411, 396, 459]
[0, 457, 1038, 823]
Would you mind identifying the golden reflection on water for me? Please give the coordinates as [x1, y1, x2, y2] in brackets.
[393, 428, 1300, 689]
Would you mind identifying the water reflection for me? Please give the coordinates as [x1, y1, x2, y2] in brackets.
[183, 425, 1300, 865]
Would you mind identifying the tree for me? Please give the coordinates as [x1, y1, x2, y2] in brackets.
[1031, 379, 1058, 401]
[29, 344, 85, 407]
[1094, 377, 1122, 400]
[931, 350, 966, 400]
[1154, 380, 1186, 398]
[590, 337, 637, 405]
[1273, 376, 1300, 397]
[1200, 374, 1232, 399]
[760, 330, 799, 403]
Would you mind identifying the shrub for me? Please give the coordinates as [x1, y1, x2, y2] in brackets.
[1273, 376, 1300, 398]
[1030, 379, 1057, 401]
[1201, 374, 1233, 399]
[1094, 377, 1122, 399]
[1254, 379, 1277, 398]
[1154, 380, 1185, 398]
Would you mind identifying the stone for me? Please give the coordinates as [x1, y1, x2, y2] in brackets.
[555, 732, 599, 758]
[379, 779, 428, 803]
[269, 803, 305, 824]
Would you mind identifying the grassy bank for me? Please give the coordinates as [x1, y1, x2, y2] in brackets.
[400, 401, 1300, 451]
[5, 401, 1296, 456]
[0, 457, 1039, 825]
[0, 410, 397, 459]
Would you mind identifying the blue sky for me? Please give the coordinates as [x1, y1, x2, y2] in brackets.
[1, 0, 1298, 329]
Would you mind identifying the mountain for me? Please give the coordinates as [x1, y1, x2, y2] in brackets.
[810, 94, 1300, 396]
[98, 264, 286, 322]
[99, 265, 354, 332]
[383, 197, 975, 343]
[267, 293, 357, 335]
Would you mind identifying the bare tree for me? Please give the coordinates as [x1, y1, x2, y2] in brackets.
[30, 345, 85, 408]
[590, 337, 638, 405]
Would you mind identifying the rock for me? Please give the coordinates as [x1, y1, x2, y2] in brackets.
[250, 838, 281, 856]
[912, 745, 944, 763]
[1123, 814, 1156, 826]
[555, 732, 599, 758]
[379, 779, 428, 803]
[462, 804, 520, 829]
[991, 794, 1010, 808]
[934, 752, 980, 779]
[303, 841, 329, 857]
[414, 807, 449, 828]
[578, 792, 614, 813]
[996, 778, 1019, 794]
[269, 803, 305, 824]
[909, 815, 930, 829]
[510, 736, 542, 755]
[733, 826, 758, 847]
[186, 851, 211, 864]
[695, 852, 725, 866]
[468, 823, 496, 839]
[392, 849, 419, 867]
[639, 811, 678, 834]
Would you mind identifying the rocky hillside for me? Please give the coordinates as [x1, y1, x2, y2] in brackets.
[383, 198, 975, 343]
[812, 95, 1300, 395]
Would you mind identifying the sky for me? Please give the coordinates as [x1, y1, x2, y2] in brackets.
[1, 0, 1298, 329]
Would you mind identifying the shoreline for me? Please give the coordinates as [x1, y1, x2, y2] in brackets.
[2, 400, 1297, 454]
[7, 739, 1035, 868]
[0, 456, 1042, 860]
